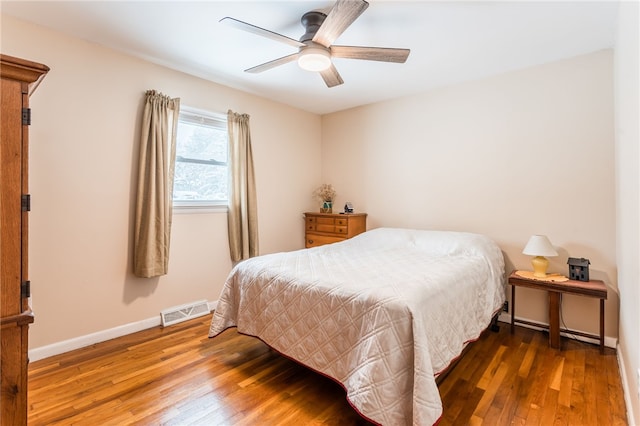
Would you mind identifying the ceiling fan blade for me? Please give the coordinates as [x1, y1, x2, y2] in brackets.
[220, 17, 305, 48]
[312, 0, 369, 47]
[320, 64, 344, 88]
[245, 53, 300, 74]
[331, 45, 410, 63]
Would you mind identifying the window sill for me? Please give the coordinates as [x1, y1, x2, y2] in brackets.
[173, 204, 228, 214]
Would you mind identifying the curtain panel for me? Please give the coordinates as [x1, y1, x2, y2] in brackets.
[227, 110, 259, 262]
[133, 90, 180, 278]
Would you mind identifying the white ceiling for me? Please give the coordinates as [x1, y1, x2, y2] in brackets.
[1, 1, 619, 115]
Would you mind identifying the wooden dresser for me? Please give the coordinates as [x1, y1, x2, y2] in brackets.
[1, 54, 49, 426]
[304, 212, 367, 248]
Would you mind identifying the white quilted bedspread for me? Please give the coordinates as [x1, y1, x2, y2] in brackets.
[209, 227, 505, 425]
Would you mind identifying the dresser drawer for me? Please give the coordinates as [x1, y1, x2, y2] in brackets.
[316, 216, 335, 225]
[335, 226, 347, 234]
[316, 224, 336, 233]
[305, 234, 345, 248]
[335, 218, 347, 227]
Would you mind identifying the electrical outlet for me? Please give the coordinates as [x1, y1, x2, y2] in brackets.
[503, 301, 509, 312]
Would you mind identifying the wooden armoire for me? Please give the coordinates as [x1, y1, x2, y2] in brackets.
[1, 54, 49, 425]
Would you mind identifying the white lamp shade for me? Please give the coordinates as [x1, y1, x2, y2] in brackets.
[522, 235, 558, 257]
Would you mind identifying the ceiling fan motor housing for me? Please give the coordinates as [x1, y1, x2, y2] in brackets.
[300, 11, 327, 42]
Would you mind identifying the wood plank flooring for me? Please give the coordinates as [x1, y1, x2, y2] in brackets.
[28, 317, 627, 425]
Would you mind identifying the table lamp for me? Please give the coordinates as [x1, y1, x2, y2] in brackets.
[522, 235, 558, 278]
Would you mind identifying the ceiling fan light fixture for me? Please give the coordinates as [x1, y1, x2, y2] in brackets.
[297, 47, 331, 72]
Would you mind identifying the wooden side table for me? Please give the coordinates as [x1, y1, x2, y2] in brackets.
[508, 270, 607, 352]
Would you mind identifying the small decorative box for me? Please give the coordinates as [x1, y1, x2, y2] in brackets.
[567, 257, 590, 282]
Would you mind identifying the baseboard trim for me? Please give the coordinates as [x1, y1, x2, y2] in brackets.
[496, 312, 617, 349]
[616, 345, 638, 426]
[28, 316, 160, 362]
[29, 300, 218, 362]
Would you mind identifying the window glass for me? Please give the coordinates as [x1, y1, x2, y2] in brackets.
[173, 108, 228, 208]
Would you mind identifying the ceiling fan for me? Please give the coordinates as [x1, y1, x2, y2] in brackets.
[221, 0, 410, 88]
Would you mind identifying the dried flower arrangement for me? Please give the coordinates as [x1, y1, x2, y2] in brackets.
[312, 183, 336, 202]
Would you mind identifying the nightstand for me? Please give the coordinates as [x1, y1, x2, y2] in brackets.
[508, 270, 607, 352]
[304, 212, 367, 248]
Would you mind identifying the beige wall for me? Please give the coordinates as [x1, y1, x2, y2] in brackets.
[1, 14, 322, 349]
[614, 1, 640, 424]
[322, 50, 618, 341]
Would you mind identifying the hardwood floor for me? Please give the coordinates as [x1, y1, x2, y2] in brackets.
[28, 316, 627, 425]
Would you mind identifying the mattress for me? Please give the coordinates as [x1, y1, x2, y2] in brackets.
[209, 227, 505, 425]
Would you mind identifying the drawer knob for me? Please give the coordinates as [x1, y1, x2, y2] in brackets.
[308, 240, 313, 244]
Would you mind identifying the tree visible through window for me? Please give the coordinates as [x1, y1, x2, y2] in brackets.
[173, 108, 228, 207]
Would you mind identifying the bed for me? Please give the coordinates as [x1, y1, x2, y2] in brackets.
[209, 227, 505, 425]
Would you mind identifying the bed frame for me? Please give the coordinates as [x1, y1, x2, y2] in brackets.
[435, 312, 501, 385]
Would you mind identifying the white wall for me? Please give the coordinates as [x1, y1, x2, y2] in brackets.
[1, 14, 322, 349]
[322, 50, 618, 341]
[614, 1, 640, 424]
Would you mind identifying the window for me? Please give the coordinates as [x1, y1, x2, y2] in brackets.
[173, 107, 228, 208]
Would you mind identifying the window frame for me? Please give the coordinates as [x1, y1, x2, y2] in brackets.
[172, 106, 229, 213]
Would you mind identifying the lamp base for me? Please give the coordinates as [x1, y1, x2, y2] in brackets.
[531, 256, 549, 277]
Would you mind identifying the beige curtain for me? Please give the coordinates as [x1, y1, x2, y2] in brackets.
[133, 90, 180, 277]
[227, 110, 259, 262]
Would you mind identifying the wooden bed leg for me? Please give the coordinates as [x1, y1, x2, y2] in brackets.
[490, 314, 500, 332]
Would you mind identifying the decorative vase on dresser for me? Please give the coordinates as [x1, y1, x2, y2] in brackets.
[304, 212, 367, 248]
[1, 54, 49, 426]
